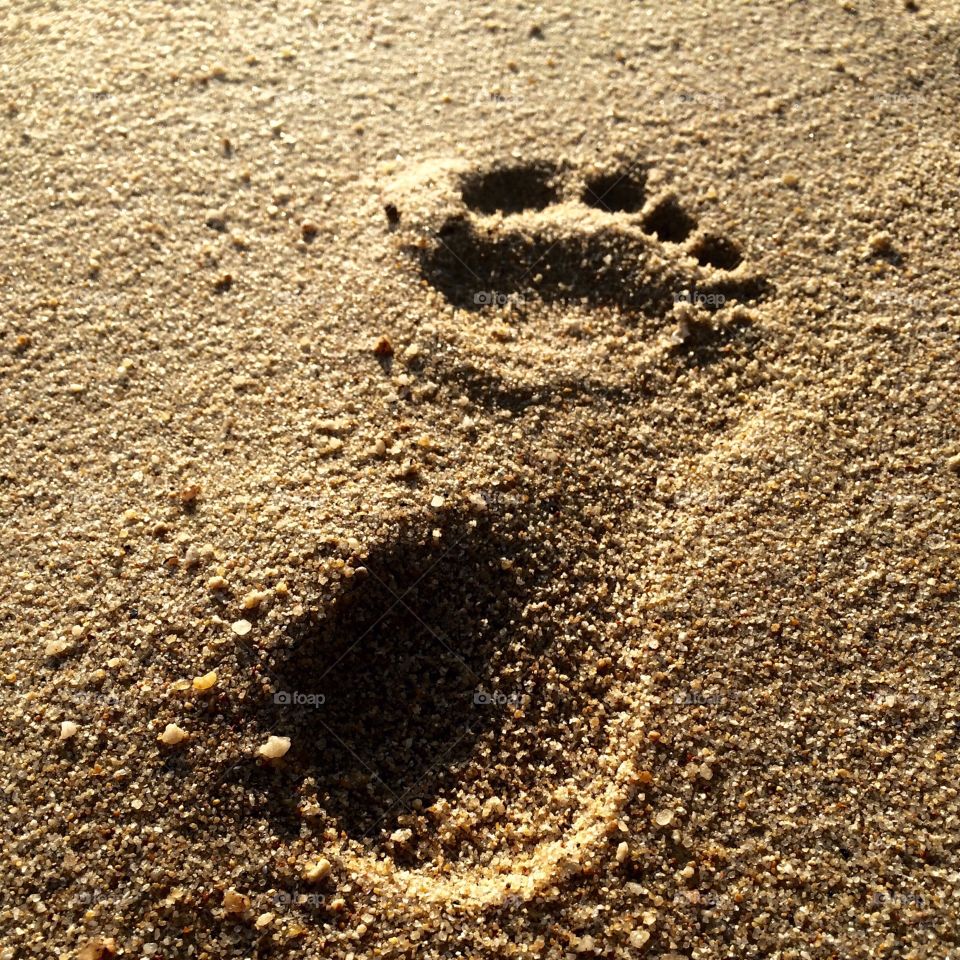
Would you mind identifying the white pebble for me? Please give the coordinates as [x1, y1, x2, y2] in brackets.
[304, 858, 332, 882]
[45, 638, 71, 657]
[654, 808, 674, 827]
[59, 720, 79, 740]
[241, 590, 270, 610]
[258, 735, 291, 759]
[158, 723, 189, 746]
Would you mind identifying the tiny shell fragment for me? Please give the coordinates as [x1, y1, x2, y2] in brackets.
[192, 670, 218, 692]
[304, 858, 332, 882]
[159, 723, 189, 746]
[222, 889, 250, 914]
[258, 735, 291, 759]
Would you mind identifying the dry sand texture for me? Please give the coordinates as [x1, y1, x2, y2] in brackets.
[2, 0, 960, 957]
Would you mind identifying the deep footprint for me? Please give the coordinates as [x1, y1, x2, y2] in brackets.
[460, 162, 561, 214]
[410, 159, 769, 317]
[642, 195, 697, 243]
[420, 216, 681, 315]
[249, 511, 557, 845]
[581, 168, 647, 213]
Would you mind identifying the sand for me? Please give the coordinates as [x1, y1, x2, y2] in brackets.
[2, 1, 960, 957]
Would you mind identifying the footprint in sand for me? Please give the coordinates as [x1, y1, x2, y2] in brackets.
[231, 157, 772, 911]
[413, 158, 767, 319]
[381, 156, 770, 412]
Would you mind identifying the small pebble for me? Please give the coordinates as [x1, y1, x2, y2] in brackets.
[241, 589, 270, 610]
[304, 858, 332, 882]
[192, 670, 218, 693]
[231, 619, 252, 636]
[45, 638, 72, 657]
[654, 809, 674, 827]
[867, 231, 894, 255]
[258, 735, 291, 759]
[222, 889, 250, 915]
[179, 483, 201, 505]
[77, 938, 117, 960]
[59, 720, 79, 740]
[158, 723, 189, 746]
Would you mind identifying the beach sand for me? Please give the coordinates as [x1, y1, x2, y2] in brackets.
[2, 1, 960, 957]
